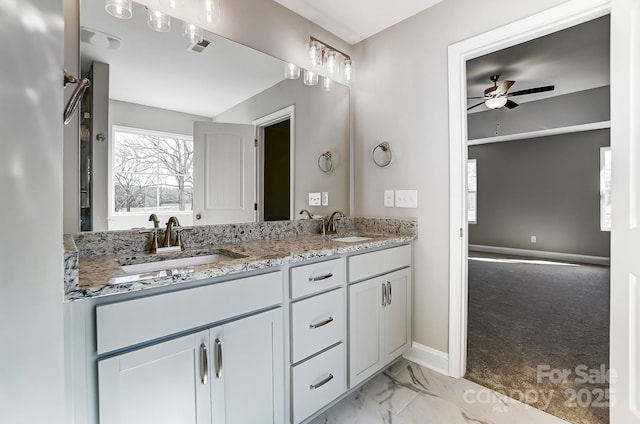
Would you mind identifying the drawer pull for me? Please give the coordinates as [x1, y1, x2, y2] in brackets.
[310, 373, 334, 390]
[309, 316, 334, 329]
[200, 343, 208, 385]
[387, 281, 392, 304]
[214, 338, 223, 379]
[309, 273, 333, 282]
[381, 283, 387, 307]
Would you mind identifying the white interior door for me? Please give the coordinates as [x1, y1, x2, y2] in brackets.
[193, 122, 256, 225]
[610, 0, 640, 421]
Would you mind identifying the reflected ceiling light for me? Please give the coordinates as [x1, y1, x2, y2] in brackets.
[321, 76, 333, 92]
[307, 36, 353, 83]
[303, 69, 319, 86]
[484, 97, 508, 109]
[182, 22, 204, 44]
[284, 63, 301, 79]
[105, 0, 132, 19]
[199, 0, 221, 24]
[147, 8, 171, 32]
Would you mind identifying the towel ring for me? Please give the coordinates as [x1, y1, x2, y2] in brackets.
[318, 151, 333, 173]
[372, 142, 392, 167]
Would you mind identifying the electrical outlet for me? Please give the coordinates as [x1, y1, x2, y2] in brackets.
[395, 190, 418, 208]
[321, 192, 329, 206]
[384, 190, 394, 207]
[531, 235, 537, 243]
[308, 192, 321, 206]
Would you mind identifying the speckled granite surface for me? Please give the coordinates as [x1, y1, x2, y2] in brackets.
[63, 217, 417, 301]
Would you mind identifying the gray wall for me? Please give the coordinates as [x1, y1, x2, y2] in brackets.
[215, 78, 350, 217]
[467, 86, 610, 139]
[468, 129, 610, 257]
[0, 1, 65, 423]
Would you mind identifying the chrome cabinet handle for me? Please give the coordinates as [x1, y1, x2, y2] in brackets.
[214, 338, 223, 379]
[387, 281, 392, 305]
[200, 343, 208, 385]
[309, 317, 334, 329]
[310, 373, 334, 390]
[309, 273, 333, 282]
[381, 283, 387, 307]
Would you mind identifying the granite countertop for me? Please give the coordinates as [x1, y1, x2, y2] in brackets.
[65, 231, 416, 301]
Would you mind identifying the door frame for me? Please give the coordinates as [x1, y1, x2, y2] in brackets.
[253, 105, 295, 221]
[447, 0, 611, 378]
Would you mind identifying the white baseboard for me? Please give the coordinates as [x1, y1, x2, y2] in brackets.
[403, 342, 449, 376]
[468, 244, 610, 266]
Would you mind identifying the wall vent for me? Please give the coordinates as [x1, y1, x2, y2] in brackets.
[188, 39, 212, 53]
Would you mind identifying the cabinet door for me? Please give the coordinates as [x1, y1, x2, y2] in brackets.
[348, 276, 383, 387]
[98, 331, 211, 424]
[211, 308, 284, 424]
[382, 268, 412, 362]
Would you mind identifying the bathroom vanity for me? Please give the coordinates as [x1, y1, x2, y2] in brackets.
[64, 218, 415, 424]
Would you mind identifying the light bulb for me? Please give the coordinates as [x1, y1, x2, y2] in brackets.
[321, 76, 333, 92]
[182, 22, 203, 44]
[147, 8, 171, 32]
[325, 50, 339, 75]
[105, 0, 132, 19]
[199, 0, 221, 24]
[343, 58, 353, 83]
[308, 40, 323, 67]
[284, 63, 301, 79]
[303, 70, 319, 86]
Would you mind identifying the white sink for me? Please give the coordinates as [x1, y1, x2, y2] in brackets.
[332, 236, 373, 243]
[121, 253, 236, 274]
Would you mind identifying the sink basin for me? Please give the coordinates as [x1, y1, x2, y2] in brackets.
[332, 236, 373, 243]
[119, 249, 246, 274]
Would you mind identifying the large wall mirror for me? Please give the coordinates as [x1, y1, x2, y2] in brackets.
[79, 1, 350, 231]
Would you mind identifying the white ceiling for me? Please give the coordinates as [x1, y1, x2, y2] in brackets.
[466, 15, 610, 113]
[273, 0, 443, 44]
[81, 1, 285, 118]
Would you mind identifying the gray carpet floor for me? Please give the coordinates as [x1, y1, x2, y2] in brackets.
[465, 251, 610, 424]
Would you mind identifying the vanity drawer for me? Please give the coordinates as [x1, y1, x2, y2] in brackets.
[292, 343, 346, 424]
[348, 244, 411, 282]
[290, 257, 345, 299]
[291, 288, 345, 363]
[96, 271, 283, 354]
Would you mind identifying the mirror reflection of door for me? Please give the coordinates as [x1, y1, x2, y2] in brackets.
[263, 119, 291, 221]
[193, 122, 257, 225]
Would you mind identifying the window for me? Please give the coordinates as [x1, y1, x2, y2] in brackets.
[600, 146, 611, 231]
[111, 126, 194, 217]
[467, 159, 477, 224]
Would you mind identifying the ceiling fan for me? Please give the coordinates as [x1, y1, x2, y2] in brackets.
[467, 74, 555, 111]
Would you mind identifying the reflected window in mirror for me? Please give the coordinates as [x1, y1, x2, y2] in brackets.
[110, 126, 193, 231]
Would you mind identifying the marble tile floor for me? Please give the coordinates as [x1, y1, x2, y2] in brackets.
[310, 359, 570, 424]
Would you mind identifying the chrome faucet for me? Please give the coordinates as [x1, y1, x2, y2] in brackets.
[163, 216, 181, 248]
[326, 210, 345, 234]
[299, 209, 313, 219]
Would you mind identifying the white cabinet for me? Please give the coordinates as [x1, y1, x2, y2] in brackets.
[99, 308, 283, 424]
[348, 246, 412, 387]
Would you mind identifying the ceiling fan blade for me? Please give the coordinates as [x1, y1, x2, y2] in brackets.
[509, 85, 555, 97]
[467, 96, 485, 100]
[467, 102, 485, 111]
[505, 99, 519, 109]
[495, 80, 515, 95]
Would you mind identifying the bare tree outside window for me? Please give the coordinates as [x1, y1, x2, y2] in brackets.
[112, 127, 193, 215]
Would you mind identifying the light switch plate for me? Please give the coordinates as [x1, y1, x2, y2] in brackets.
[321, 192, 329, 206]
[395, 190, 418, 208]
[384, 190, 394, 207]
[308, 192, 321, 206]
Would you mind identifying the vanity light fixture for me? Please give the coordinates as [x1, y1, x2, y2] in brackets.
[284, 63, 301, 79]
[182, 22, 204, 44]
[161, 0, 185, 10]
[199, 0, 221, 24]
[147, 8, 171, 32]
[321, 76, 333, 92]
[307, 36, 353, 83]
[105, 0, 132, 19]
[303, 69, 319, 86]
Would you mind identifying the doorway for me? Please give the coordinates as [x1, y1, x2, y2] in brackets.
[263, 119, 291, 221]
